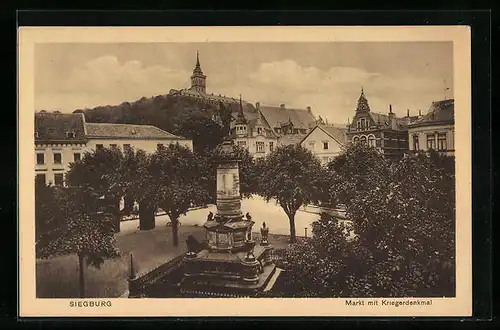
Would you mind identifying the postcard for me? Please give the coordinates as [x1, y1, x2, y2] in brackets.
[18, 25, 471, 317]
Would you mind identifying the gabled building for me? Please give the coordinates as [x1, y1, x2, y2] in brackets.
[34, 112, 193, 186]
[35, 112, 88, 186]
[259, 103, 317, 137]
[300, 125, 347, 165]
[407, 98, 455, 156]
[85, 123, 192, 154]
[346, 88, 409, 159]
[231, 97, 278, 159]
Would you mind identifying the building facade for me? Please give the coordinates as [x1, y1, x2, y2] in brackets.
[346, 88, 409, 159]
[35, 112, 88, 186]
[35, 112, 192, 186]
[407, 99, 455, 156]
[300, 125, 347, 165]
[169, 52, 319, 157]
[85, 123, 193, 153]
[231, 98, 278, 159]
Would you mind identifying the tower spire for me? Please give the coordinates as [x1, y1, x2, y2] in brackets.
[190, 50, 206, 93]
[235, 94, 247, 125]
[356, 87, 370, 113]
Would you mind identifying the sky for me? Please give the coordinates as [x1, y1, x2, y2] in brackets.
[35, 42, 453, 125]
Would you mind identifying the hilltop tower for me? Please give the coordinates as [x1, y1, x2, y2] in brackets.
[190, 51, 207, 93]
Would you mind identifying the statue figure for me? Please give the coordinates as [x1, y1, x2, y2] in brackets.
[207, 211, 214, 222]
[218, 102, 233, 139]
[260, 222, 269, 246]
[245, 212, 252, 221]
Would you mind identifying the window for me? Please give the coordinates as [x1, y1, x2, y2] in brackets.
[357, 121, 361, 130]
[66, 131, 75, 138]
[360, 118, 366, 129]
[275, 128, 281, 134]
[426, 134, 436, 150]
[308, 141, 315, 149]
[368, 135, 376, 147]
[293, 129, 299, 134]
[237, 141, 247, 147]
[74, 153, 81, 162]
[257, 127, 262, 135]
[256, 142, 265, 153]
[269, 142, 274, 152]
[413, 135, 420, 151]
[35, 174, 46, 185]
[123, 144, 131, 152]
[300, 129, 307, 134]
[353, 136, 360, 144]
[36, 153, 44, 165]
[360, 136, 367, 146]
[157, 143, 164, 150]
[323, 141, 329, 150]
[96, 144, 104, 150]
[437, 133, 447, 150]
[110, 144, 118, 149]
[54, 173, 64, 186]
[35, 130, 39, 139]
[53, 152, 62, 164]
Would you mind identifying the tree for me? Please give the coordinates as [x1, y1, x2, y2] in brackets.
[66, 147, 125, 232]
[36, 185, 119, 298]
[120, 147, 158, 231]
[173, 108, 224, 155]
[147, 144, 210, 246]
[327, 142, 390, 207]
[279, 146, 456, 297]
[258, 144, 323, 243]
[346, 150, 456, 297]
[277, 213, 354, 297]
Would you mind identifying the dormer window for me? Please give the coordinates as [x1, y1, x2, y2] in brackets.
[66, 131, 76, 138]
[257, 127, 262, 135]
[360, 118, 366, 129]
[131, 129, 137, 135]
[35, 130, 39, 138]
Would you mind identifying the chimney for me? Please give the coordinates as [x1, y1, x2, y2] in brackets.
[255, 102, 260, 110]
[389, 104, 393, 114]
[280, 104, 285, 109]
[306, 106, 311, 113]
[419, 109, 422, 116]
[407, 109, 410, 117]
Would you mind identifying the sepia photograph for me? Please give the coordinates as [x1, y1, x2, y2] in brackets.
[18, 26, 472, 317]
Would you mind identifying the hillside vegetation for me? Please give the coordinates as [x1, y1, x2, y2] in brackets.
[70, 94, 256, 154]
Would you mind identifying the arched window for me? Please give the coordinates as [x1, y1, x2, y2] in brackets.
[353, 136, 360, 144]
[360, 136, 367, 146]
[368, 135, 376, 147]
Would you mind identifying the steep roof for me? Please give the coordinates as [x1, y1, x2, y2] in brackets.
[299, 125, 348, 146]
[320, 125, 348, 144]
[278, 134, 305, 147]
[259, 105, 316, 130]
[85, 123, 187, 140]
[408, 99, 455, 127]
[35, 112, 87, 143]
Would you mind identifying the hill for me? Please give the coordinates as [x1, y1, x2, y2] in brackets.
[71, 94, 257, 154]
